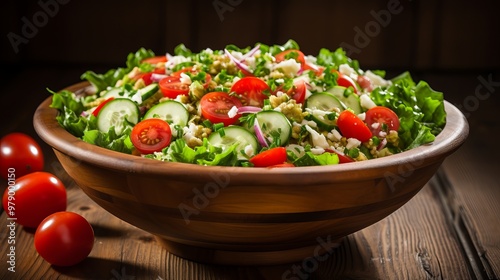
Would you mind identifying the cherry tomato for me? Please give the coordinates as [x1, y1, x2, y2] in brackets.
[141, 55, 167, 65]
[230, 77, 270, 107]
[92, 97, 114, 117]
[334, 71, 359, 94]
[325, 148, 355, 164]
[2, 172, 66, 228]
[365, 106, 400, 135]
[172, 66, 212, 87]
[336, 110, 372, 142]
[288, 79, 307, 104]
[0, 133, 44, 180]
[249, 147, 288, 167]
[35, 211, 94, 267]
[131, 118, 172, 154]
[200, 92, 242, 126]
[357, 75, 373, 91]
[275, 49, 306, 65]
[159, 67, 211, 98]
[159, 76, 190, 98]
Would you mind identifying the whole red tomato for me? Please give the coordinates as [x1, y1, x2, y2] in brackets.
[2, 171, 67, 228]
[35, 211, 94, 266]
[0, 132, 44, 180]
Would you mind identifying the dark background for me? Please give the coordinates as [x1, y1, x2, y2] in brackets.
[1, 0, 500, 137]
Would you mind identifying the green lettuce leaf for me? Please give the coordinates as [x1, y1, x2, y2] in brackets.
[370, 72, 446, 150]
[166, 138, 239, 166]
[80, 48, 155, 92]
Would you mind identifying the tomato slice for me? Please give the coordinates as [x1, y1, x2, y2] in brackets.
[200, 92, 242, 126]
[159, 76, 190, 98]
[357, 75, 373, 91]
[141, 56, 167, 65]
[249, 147, 288, 167]
[336, 110, 372, 142]
[275, 49, 306, 65]
[288, 79, 307, 104]
[230, 77, 270, 107]
[365, 106, 400, 135]
[332, 70, 359, 94]
[131, 119, 172, 154]
[92, 97, 114, 117]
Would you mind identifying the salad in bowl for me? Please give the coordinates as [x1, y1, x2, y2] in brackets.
[49, 40, 446, 167]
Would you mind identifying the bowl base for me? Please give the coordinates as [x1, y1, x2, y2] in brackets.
[155, 236, 342, 266]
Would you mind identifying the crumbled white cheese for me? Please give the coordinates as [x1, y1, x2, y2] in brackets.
[130, 91, 142, 104]
[365, 70, 390, 88]
[273, 59, 301, 77]
[310, 147, 325, 155]
[244, 144, 255, 157]
[229, 51, 243, 61]
[357, 112, 366, 121]
[179, 73, 192, 85]
[379, 131, 387, 138]
[245, 56, 256, 69]
[328, 129, 342, 142]
[346, 138, 361, 149]
[182, 123, 198, 142]
[371, 122, 380, 129]
[305, 125, 329, 149]
[360, 93, 377, 110]
[232, 76, 241, 84]
[339, 64, 358, 80]
[304, 55, 317, 65]
[165, 55, 191, 72]
[227, 106, 238, 118]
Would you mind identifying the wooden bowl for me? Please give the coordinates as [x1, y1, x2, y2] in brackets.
[33, 82, 469, 265]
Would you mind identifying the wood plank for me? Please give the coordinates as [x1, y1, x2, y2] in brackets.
[440, 134, 500, 279]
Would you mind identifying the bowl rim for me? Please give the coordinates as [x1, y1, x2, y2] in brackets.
[33, 81, 469, 180]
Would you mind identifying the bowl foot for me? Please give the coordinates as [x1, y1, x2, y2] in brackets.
[155, 236, 342, 266]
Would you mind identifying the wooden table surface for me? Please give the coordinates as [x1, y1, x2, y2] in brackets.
[1, 67, 499, 279]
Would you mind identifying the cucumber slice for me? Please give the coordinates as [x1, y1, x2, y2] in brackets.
[138, 83, 159, 101]
[144, 100, 189, 128]
[208, 126, 259, 158]
[326, 86, 362, 114]
[308, 109, 337, 131]
[255, 111, 292, 146]
[305, 92, 345, 112]
[103, 87, 125, 98]
[97, 98, 139, 135]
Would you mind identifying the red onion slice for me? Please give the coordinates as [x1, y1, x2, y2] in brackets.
[240, 44, 261, 61]
[253, 118, 269, 148]
[224, 49, 252, 74]
[377, 138, 387, 150]
[150, 73, 169, 82]
[237, 106, 262, 114]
